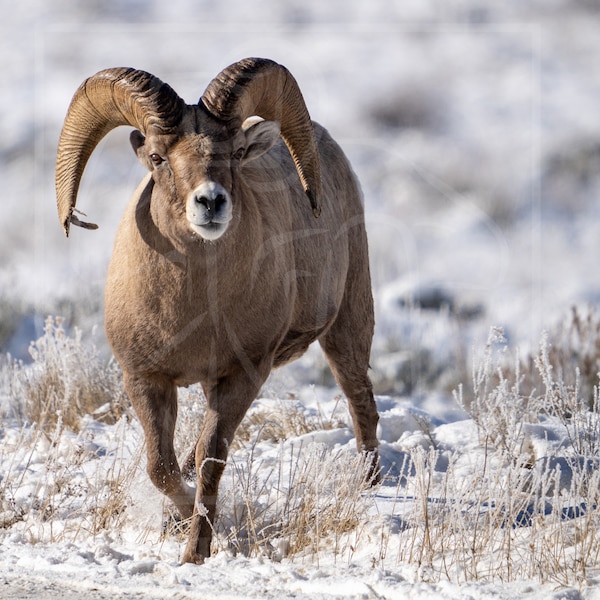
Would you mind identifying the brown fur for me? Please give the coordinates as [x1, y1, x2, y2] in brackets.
[62, 72, 379, 563]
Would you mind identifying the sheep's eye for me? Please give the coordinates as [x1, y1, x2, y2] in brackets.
[150, 153, 164, 166]
[232, 148, 245, 160]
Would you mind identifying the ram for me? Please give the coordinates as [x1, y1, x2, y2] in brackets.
[55, 57, 379, 564]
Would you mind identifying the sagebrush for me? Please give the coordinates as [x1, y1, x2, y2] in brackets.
[1, 316, 130, 432]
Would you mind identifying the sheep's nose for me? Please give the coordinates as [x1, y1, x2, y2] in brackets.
[196, 195, 213, 215]
[196, 193, 227, 217]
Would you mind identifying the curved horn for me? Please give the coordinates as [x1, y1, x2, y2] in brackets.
[200, 58, 322, 217]
[55, 68, 185, 236]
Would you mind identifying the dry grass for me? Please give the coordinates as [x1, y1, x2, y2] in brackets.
[215, 442, 378, 563]
[169, 386, 372, 562]
[3, 316, 130, 432]
[386, 443, 600, 586]
[0, 417, 144, 544]
[385, 324, 600, 586]
[233, 393, 346, 449]
[516, 305, 600, 409]
[1, 314, 600, 587]
[0, 317, 138, 543]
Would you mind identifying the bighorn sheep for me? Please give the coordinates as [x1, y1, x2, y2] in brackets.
[55, 58, 379, 564]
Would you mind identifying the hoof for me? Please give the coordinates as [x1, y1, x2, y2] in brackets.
[181, 549, 207, 565]
[182, 535, 212, 565]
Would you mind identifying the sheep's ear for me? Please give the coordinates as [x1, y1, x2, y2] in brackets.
[242, 120, 280, 163]
[130, 130, 151, 169]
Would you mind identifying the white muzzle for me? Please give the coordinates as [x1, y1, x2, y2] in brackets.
[186, 181, 232, 241]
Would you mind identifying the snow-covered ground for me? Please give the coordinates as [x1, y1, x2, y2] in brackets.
[2, 0, 600, 598]
[3, 366, 600, 600]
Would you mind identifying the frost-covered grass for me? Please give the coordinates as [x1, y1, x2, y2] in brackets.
[2, 317, 129, 431]
[1, 316, 600, 595]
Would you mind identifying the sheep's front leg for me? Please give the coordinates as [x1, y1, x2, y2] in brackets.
[124, 373, 196, 519]
[181, 369, 264, 565]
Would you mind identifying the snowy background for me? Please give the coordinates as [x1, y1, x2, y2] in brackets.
[4, 0, 600, 362]
[2, 0, 600, 598]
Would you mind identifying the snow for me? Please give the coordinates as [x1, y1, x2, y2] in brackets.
[0, 395, 595, 600]
[3, 0, 600, 597]
[0, 551, 568, 600]
[2, 375, 600, 598]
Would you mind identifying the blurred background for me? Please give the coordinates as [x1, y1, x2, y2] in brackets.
[2, 0, 600, 398]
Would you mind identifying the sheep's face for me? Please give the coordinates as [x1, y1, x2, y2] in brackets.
[130, 115, 281, 242]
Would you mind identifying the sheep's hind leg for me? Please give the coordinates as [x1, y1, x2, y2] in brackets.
[124, 374, 196, 521]
[319, 303, 380, 484]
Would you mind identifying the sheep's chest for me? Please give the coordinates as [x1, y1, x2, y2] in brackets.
[105, 244, 292, 385]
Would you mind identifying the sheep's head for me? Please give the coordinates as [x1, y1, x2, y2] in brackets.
[129, 111, 281, 242]
[55, 58, 322, 239]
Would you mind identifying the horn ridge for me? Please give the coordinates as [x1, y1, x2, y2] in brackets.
[200, 58, 322, 216]
[56, 68, 185, 236]
[200, 57, 279, 121]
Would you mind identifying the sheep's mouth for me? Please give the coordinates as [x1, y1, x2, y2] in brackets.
[189, 221, 229, 241]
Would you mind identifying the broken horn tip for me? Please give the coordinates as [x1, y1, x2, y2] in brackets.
[68, 214, 99, 232]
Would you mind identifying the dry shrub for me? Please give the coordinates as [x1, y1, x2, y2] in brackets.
[0, 418, 143, 543]
[521, 305, 600, 409]
[400, 326, 600, 585]
[458, 316, 600, 456]
[391, 442, 600, 586]
[0, 318, 138, 542]
[234, 394, 346, 450]
[215, 442, 377, 562]
[4, 316, 130, 432]
[455, 327, 536, 457]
